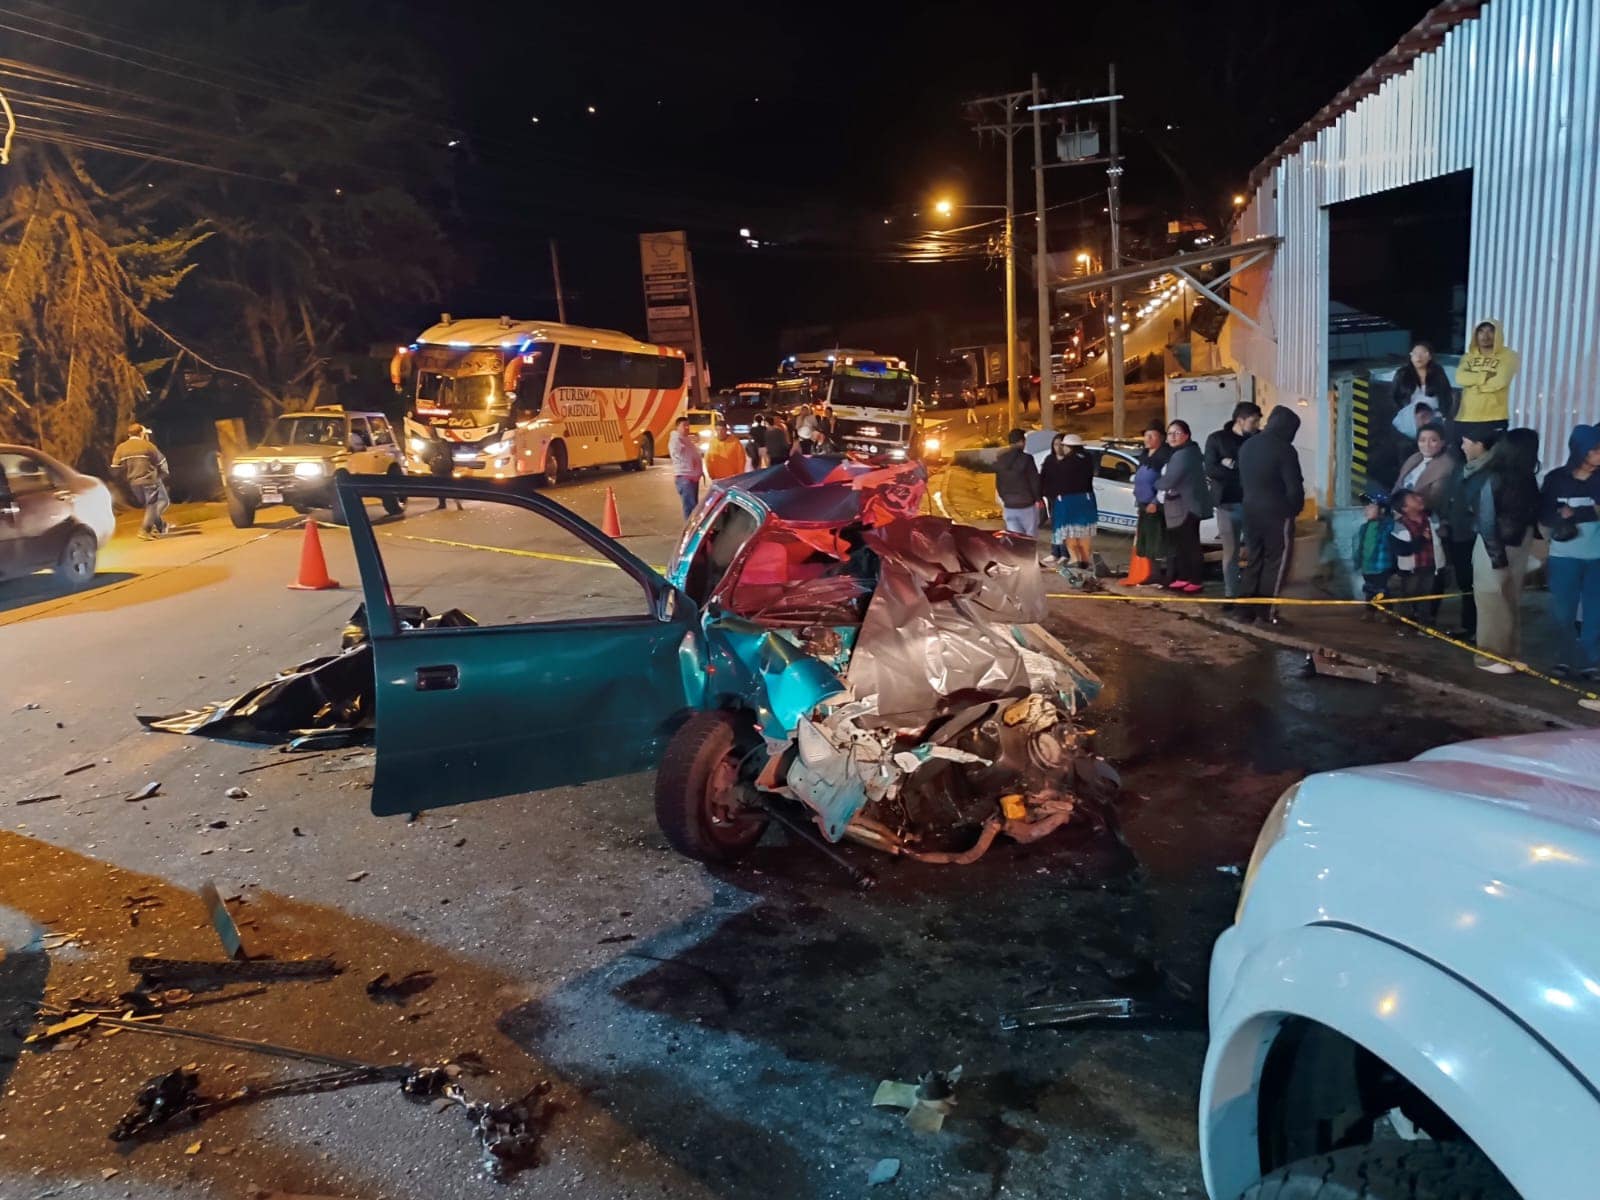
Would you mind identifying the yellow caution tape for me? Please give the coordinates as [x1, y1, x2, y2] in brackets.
[1375, 601, 1600, 707]
[385, 532, 668, 573]
[1046, 589, 1458, 607]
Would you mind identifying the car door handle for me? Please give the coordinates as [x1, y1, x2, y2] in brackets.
[414, 664, 459, 692]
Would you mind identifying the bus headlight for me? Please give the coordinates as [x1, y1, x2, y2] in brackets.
[231, 462, 258, 478]
[482, 439, 511, 456]
[923, 436, 941, 454]
[294, 461, 327, 478]
[409, 437, 429, 453]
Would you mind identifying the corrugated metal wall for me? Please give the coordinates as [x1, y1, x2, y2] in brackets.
[1231, 0, 1600, 498]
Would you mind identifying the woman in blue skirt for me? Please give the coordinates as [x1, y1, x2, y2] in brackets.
[1040, 432, 1099, 568]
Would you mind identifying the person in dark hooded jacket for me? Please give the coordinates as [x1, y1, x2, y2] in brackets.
[1471, 427, 1541, 672]
[1236, 406, 1304, 620]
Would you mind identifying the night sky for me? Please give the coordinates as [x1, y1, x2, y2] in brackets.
[421, 0, 1437, 380]
[11, 0, 1440, 384]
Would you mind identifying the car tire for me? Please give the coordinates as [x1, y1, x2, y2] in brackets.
[542, 441, 567, 488]
[227, 492, 256, 529]
[638, 432, 655, 468]
[382, 466, 405, 515]
[1240, 1143, 1517, 1199]
[654, 711, 769, 864]
[54, 528, 97, 590]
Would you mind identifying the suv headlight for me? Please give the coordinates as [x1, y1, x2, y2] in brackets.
[294, 461, 327, 478]
[231, 462, 258, 478]
[1236, 783, 1302, 920]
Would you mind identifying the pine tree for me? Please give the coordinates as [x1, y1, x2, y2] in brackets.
[0, 144, 206, 471]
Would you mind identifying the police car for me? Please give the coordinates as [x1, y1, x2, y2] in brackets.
[1026, 431, 1219, 545]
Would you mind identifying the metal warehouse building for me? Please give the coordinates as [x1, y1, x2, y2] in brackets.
[1225, 0, 1600, 506]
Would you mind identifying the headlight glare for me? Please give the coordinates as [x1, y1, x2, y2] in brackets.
[231, 462, 258, 478]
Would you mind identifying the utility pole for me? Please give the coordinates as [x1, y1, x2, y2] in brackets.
[967, 89, 1032, 433]
[1029, 74, 1129, 434]
[1107, 63, 1125, 439]
[549, 238, 568, 323]
[1031, 72, 1053, 430]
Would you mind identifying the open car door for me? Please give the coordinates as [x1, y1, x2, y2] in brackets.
[338, 473, 699, 816]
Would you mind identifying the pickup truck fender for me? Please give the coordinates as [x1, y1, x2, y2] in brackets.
[1201, 923, 1600, 1200]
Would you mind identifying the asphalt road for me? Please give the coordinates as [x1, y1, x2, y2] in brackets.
[0, 464, 1531, 1200]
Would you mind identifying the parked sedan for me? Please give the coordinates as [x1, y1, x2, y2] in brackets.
[1026, 432, 1219, 545]
[0, 445, 115, 589]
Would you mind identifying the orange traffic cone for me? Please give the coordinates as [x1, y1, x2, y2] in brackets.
[287, 519, 340, 590]
[1120, 551, 1152, 587]
[601, 487, 623, 538]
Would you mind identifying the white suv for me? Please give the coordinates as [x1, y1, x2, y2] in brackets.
[1201, 729, 1600, 1198]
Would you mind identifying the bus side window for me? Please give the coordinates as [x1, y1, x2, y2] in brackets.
[655, 356, 685, 391]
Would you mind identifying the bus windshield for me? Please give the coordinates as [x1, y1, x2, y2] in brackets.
[416, 372, 505, 412]
[829, 373, 914, 413]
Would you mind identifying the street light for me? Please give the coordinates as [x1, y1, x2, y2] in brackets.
[933, 196, 1019, 429]
[1232, 193, 1246, 206]
[738, 227, 751, 239]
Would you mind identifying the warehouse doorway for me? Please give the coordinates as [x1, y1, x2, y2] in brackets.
[1327, 169, 1472, 494]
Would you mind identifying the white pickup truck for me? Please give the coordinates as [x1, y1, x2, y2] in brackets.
[1201, 728, 1600, 1199]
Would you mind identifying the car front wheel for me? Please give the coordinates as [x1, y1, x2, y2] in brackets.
[654, 711, 769, 864]
[55, 528, 97, 590]
[227, 491, 256, 529]
[1241, 1143, 1516, 1200]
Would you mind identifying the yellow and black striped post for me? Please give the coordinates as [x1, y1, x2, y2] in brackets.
[1350, 376, 1370, 492]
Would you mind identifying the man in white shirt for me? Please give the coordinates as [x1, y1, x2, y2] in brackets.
[668, 416, 704, 519]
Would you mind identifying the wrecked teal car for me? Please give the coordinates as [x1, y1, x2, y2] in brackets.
[336, 457, 1106, 874]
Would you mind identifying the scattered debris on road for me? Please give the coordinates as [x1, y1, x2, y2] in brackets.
[225, 785, 250, 798]
[129, 956, 340, 987]
[366, 970, 436, 1005]
[198, 880, 247, 959]
[346, 870, 369, 882]
[999, 998, 1139, 1031]
[17, 793, 61, 805]
[1304, 648, 1381, 684]
[868, 1157, 901, 1185]
[123, 781, 162, 802]
[63, 761, 95, 776]
[110, 1067, 202, 1140]
[872, 1066, 961, 1133]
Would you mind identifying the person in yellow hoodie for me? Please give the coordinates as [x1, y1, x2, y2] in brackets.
[1453, 318, 1520, 442]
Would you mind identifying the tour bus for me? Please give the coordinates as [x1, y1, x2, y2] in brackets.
[822, 355, 923, 461]
[390, 316, 686, 485]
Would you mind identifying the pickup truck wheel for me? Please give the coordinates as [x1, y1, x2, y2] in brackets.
[382, 466, 405, 515]
[655, 711, 769, 864]
[1241, 1143, 1516, 1199]
[54, 528, 97, 590]
[227, 492, 256, 529]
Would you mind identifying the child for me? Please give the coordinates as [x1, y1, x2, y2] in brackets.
[1388, 488, 1438, 626]
[1352, 495, 1395, 619]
